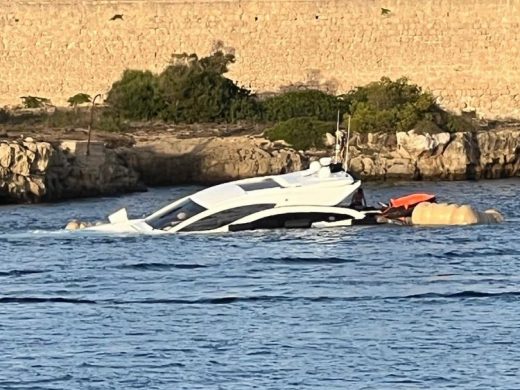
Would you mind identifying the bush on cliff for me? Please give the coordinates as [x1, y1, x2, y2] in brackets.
[262, 90, 347, 122]
[20, 96, 52, 109]
[104, 56, 476, 133]
[344, 77, 437, 133]
[264, 117, 335, 150]
[67, 93, 92, 108]
[445, 115, 475, 133]
[106, 70, 163, 120]
[344, 77, 475, 133]
[106, 51, 260, 123]
[158, 52, 260, 122]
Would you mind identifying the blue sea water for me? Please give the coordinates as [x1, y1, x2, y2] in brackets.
[0, 179, 519, 389]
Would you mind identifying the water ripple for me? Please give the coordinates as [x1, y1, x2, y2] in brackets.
[0, 180, 519, 389]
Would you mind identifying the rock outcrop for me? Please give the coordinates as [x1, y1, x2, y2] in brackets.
[126, 136, 305, 186]
[0, 124, 518, 204]
[0, 138, 51, 203]
[0, 139, 140, 203]
[348, 127, 520, 180]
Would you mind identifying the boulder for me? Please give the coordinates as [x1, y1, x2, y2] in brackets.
[0, 142, 12, 168]
[438, 132, 475, 180]
[324, 133, 336, 147]
[0, 139, 141, 203]
[396, 129, 451, 158]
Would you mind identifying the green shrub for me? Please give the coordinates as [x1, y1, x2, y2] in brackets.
[228, 97, 263, 122]
[264, 117, 335, 150]
[104, 54, 475, 134]
[105, 51, 261, 124]
[445, 115, 475, 133]
[106, 70, 163, 120]
[157, 51, 258, 123]
[20, 96, 51, 109]
[45, 108, 82, 128]
[344, 77, 477, 133]
[96, 110, 128, 132]
[344, 77, 465, 133]
[67, 93, 92, 107]
[413, 119, 443, 134]
[262, 90, 346, 122]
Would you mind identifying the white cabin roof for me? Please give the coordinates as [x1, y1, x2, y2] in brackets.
[191, 182, 247, 209]
[191, 168, 357, 210]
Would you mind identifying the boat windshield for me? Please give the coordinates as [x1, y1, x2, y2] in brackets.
[145, 199, 207, 230]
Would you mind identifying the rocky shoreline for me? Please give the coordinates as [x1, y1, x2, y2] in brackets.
[0, 125, 518, 204]
[0, 138, 140, 204]
[349, 126, 520, 181]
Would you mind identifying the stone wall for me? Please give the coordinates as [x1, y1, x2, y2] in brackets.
[1, 0, 520, 119]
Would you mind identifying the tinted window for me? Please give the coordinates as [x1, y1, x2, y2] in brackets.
[238, 179, 281, 191]
[146, 200, 207, 230]
[229, 212, 353, 231]
[180, 204, 275, 232]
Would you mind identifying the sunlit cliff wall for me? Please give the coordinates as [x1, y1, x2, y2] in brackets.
[1, 0, 519, 118]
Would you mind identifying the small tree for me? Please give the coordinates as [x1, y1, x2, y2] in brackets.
[20, 96, 51, 109]
[67, 93, 92, 125]
[344, 77, 460, 133]
[106, 70, 164, 120]
[105, 50, 260, 123]
[158, 51, 255, 122]
[67, 93, 92, 108]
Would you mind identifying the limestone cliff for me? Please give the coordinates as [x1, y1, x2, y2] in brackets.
[0, 139, 140, 204]
[124, 126, 519, 187]
[0, 126, 518, 204]
[348, 127, 520, 180]
[124, 136, 305, 186]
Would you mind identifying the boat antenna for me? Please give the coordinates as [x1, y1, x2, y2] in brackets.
[343, 115, 351, 171]
[334, 109, 342, 163]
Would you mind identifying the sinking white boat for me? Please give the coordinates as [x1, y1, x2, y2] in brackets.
[80, 157, 381, 234]
[77, 120, 501, 234]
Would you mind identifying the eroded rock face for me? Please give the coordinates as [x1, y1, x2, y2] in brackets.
[0, 139, 53, 203]
[0, 125, 518, 204]
[0, 139, 140, 203]
[44, 141, 141, 201]
[347, 127, 519, 180]
[127, 136, 306, 186]
[129, 127, 518, 186]
[476, 128, 520, 179]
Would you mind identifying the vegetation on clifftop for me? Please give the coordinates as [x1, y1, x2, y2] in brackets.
[264, 117, 336, 150]
[106, 52, 259, 123]
[1, 51, 478, 150]
[103, 52, 475, 144]
[262, 90, 347, 122]
[343, 77, 473, 134]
